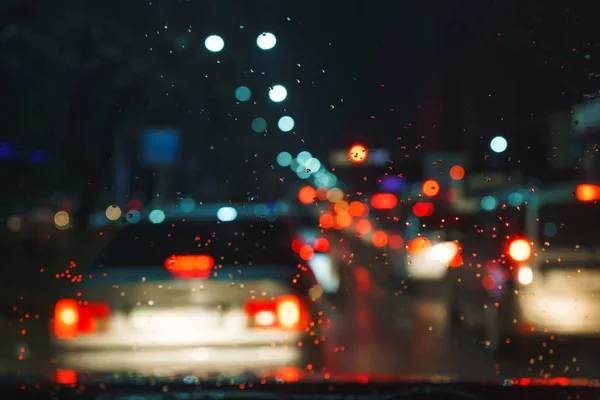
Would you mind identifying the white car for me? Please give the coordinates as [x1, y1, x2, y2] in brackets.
[396, 213, 463, 284]
[449, 182, 600, 357]
[50, 205, 326, 378]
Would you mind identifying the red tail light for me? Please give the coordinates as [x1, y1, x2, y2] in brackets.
[370, 193, 398, 210]
[508, 239, 532, 262]
[53, 299, 110, 339]
[576, 184, 600, 202]
[244, 295, 306, 330]
[164, 255, 214, 278]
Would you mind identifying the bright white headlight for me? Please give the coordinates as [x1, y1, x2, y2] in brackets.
[430, 242, 458, 263]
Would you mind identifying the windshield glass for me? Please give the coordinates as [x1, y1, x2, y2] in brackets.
[6, 0, 600, 391]
[539, 202, 600, 247]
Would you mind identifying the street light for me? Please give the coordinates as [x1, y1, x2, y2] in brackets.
[490, 136, 508, 153]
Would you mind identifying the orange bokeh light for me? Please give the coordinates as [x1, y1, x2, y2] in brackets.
[576, 184, 600, 202]
[298, 186, 317, 204]
[299, 245, 314, 261]
[348, 201, 365, 217]
[335, 212, 352, 229]
[372, 231, 388, 247]
[319, 214, 334, 229]
[334, 201, 349, 213]
[449, 165, 465, 181]
[349, 144, 367, 163]
[355, 219, 372, 234]
[408, 237, 432, 254]
[422, 180, 440, 197]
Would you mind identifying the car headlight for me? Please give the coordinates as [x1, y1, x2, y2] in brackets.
[430, 242, 458, 264]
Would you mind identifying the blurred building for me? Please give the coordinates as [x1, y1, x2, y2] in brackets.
[413, 2, 588, 182]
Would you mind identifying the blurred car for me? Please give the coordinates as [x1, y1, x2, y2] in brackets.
[448, 182, 600, 357]
[393, 204, 463, 284]
[293, 228, 341, 295]
[50, 203, 327, 377]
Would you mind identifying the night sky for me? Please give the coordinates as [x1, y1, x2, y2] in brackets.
[1, 0, 599, 204]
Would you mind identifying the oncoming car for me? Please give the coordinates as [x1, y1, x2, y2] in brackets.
[449, 182, 600, 357]
[50, 204, 327, 377]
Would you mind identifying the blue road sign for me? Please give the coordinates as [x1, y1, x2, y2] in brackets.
[141, 128, 180, 167]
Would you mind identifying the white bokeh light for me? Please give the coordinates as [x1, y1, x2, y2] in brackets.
[217, 207, 238, 222]
[204, 35, 225, 52]
[297, 151, 312, 166]
[268, 85, 287, 102]
[490, 136, 508, 153]
[305, 157, 321, 173]
[256, 32, 277, 50]
[277, 116, 295, 132]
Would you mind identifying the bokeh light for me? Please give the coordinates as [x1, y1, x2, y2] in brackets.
[179, 198, 196, 212]
[490, 136, 508, 153]
[268, 85, 287, 102]
[277, 116, 295, 132]
[319, 214, 334, 229]
[372, 231, 388, 247]
[125, 210, 141, 224]
[422, 180, 440, 197]
[299, 245, 314, 261]
[334, 201, 349, 213]
[313, 238, 330, 252]
[408, 237, 432, 254]
[349, 144, 367, 163]
[105, 205, 122, 221]
[251, 117, 267, 132]
[481, 195, 498, 211]
[335, 212, 352, 228]
[355, 219, 372, 234]
[276, 151, 292, 167]
[316, 187, 328, 200]
[348, 201, 365, 217]
[508, 192, 524, 206]
[54, 211, 70, 229]
[217, 207, 238, 222]
[234, 86, 252, 102]
[298, 186, 317, 204]
[304, 157, 321, 173]
[389, 235, 404, 250]
[297, 151, 312, 166]
[326, 188, 344, 202]
[149, 209, 166, 224]
[449, 165, 465, 180]
[204, 35, 225, 52]
[370, 193, 397, 210]
[256, 32, 277, 50]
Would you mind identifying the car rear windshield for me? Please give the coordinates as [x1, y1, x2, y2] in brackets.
[95, 218, 301, 268]
[539, 202, 600, 247]
[461, 208, 527, 260]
